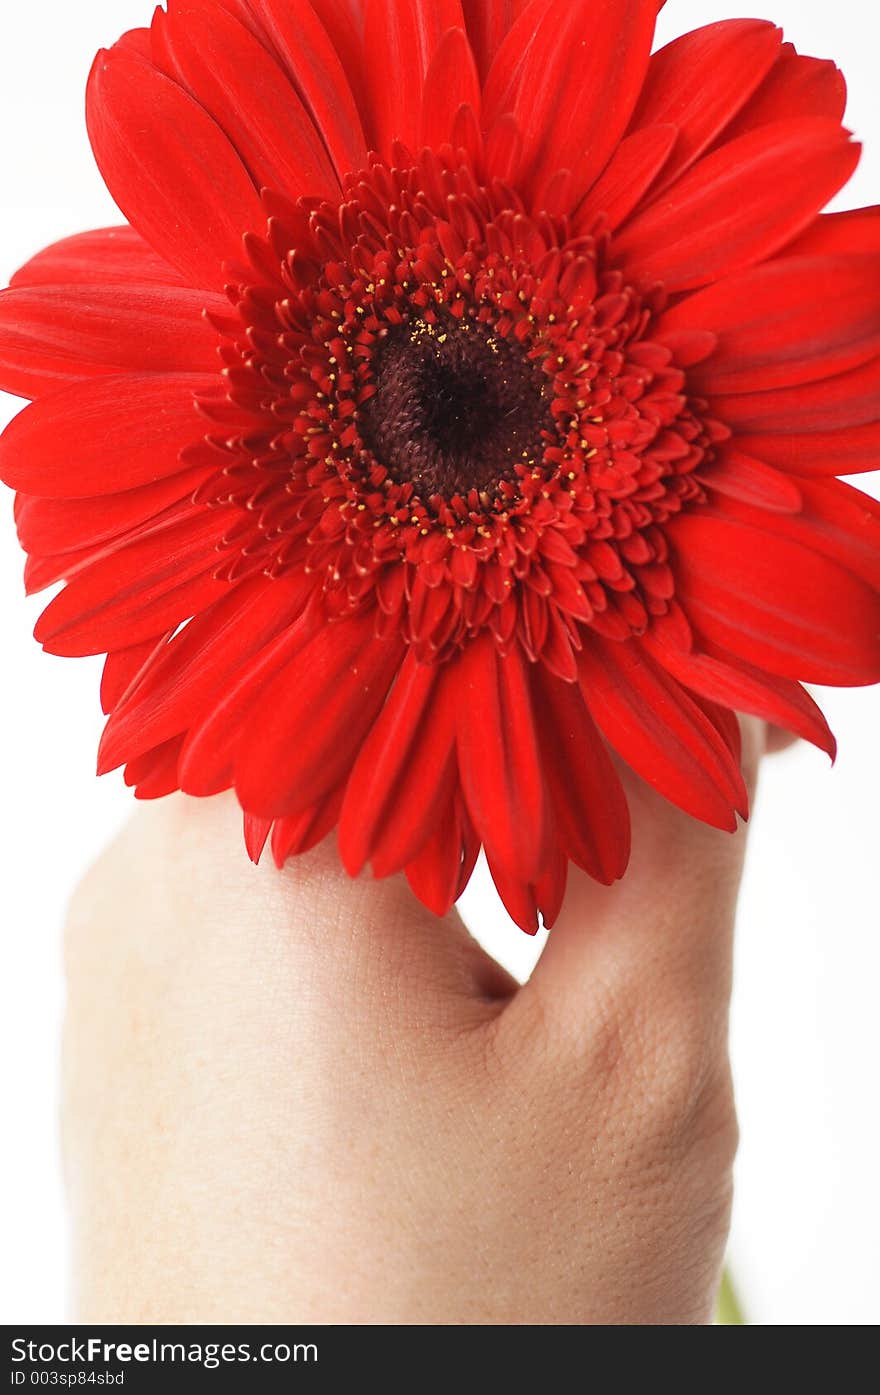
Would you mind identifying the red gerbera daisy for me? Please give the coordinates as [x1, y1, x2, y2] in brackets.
[1, 0, 878, 932]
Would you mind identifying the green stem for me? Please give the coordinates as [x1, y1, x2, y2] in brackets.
[716, 1266, 746, 1325]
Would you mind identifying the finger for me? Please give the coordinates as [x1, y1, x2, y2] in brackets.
[765, 722, 800, 754]
[522, 716, 766, 1034]
[69, 792, 506, 1027]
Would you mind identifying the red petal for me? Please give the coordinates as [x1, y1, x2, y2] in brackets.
[0, 283, 222, 399]
[484, 855, 540, 935]
[153, 2, 338, 199]
[11, 227, 186, 289]
[643, 628, 836, 758]
[270, 784, 345, 862]
[698, 446, 802, 513]
[244, 811, 272, 862]
[614, 119, 859, 292]
[125, 734, 185, 799]
[486, 0, 657, 208]
[98, 573, 311, 772]
[706, 481, 880, 590]
[307, 0, 371, 124]
[662, 255, 880, 395]
[669, 512, 880, 686]
[531, 668, 630, 882]
[86, 46, 264, 290]
[15, 467, 210, 557]
[532, 845, 568, 930]
[34, 510, 230, 657]
[576, 125, 677, 232]
[456, 636, 549, 882]
[577, 636, 746, 830]
[715, 353, 880, 433]
[247, 0, 368, 180]
[101, 635, 171, 715]
[338, 652, 457, 878]
[785, 206, 880, 258]
[362, 0, 465, 157]
[460, 0, 533, 80]
[420, 27, 481, 150]
[404, 793, 471, 917]
[0, 374, 208, 497]
[720, 43, 846, 142]
[179, 611, 319, 795]
[627, 20, 781, 192]
[736, 422, 880, 476]
[234, 614, 405, 818]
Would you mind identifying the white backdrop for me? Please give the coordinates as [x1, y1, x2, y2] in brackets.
[0, 0, 877, 1325]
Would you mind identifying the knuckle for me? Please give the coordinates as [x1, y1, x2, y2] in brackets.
[585, 978, 738, 1162]
[637, 1004, 733, 1144]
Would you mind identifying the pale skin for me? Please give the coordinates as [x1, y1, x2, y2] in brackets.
[62, 718, 783, 1325]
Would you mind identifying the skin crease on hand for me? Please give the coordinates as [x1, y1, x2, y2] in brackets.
[62, 717, 777, 1326]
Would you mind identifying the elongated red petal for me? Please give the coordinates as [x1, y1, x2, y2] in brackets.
[484, 855, 541, 935]
[306, 0, 370, 123]
[531, 668, 630, 882]
[577, 636, 746, 829]
[270, 785, 345, 863]
[179, 613, 320, 795]
[670, 513, 880, 686]
[338, 652, 457, 878]
[234, 615, 405, 818]
[153, 2, 339, 199]
[11, 227, 186, 289]
[34, 509, 230, 657]
[86, 46, 264, 290]
[101, 635, 171, 715]
[643, 625, 836, 757]
[404, 793, 471, 918]
[615, 119, 859, 291]
[785, 205, 880, 258]
[697, 447, 802, 513]
[720, 43, 846, 142]
[244, 811, 272, 863]
[247, 0, 368, 180]
[487, 0, 657, 208]
[716, 353, 880, 433]
[736, 422, 880, 476]
[706, 481, 880, 590]
[0, 374, 208, 497]
[456, 636, 549, 882]
[461, 0, 533, 80]
[661, 255, 880, 394]
[125, 734, 185, 799]
[0, 284, 222, 398]
[362, 0, 465, 157]
[628, 19, 782, 191]
[15, 467, 211, 557]
[420, 27, 481, 150]
[98, 573, 312, 772]
[576, 124, 676, 232]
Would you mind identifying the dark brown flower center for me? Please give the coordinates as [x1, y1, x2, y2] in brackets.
[359, 313, 552, 500]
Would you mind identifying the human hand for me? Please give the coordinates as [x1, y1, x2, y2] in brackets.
[62, 720, 768, 1325]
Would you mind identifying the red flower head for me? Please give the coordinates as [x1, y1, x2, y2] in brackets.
[1, 0, 878, 932]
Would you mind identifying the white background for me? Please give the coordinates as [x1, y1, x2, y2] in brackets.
[0, 0, 877, 1325]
